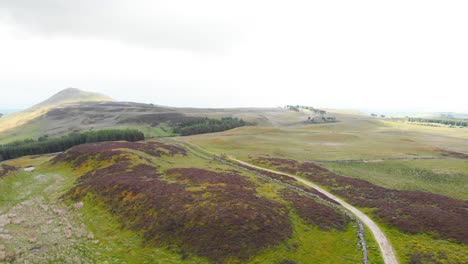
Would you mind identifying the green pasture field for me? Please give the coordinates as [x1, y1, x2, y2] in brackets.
[324, 158, 468, 199]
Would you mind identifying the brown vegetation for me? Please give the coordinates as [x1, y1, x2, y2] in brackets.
[241, 156, 337, 203]
[52, 141, 187, 168]
[436, 148, 468, 159]
[0, 164, 17, 177]
[252, 157, 468, 244]
[117, 113, 202, 127]
[280, 189, 348, 230]
[61, 144, 293, 263]
[408, 250, 456, 264]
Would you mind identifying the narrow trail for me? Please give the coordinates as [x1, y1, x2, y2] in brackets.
[176, 141, 399, 264]
[231, 158, 399, 264]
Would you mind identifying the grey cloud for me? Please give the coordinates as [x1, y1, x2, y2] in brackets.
[0, 0, 238, 51]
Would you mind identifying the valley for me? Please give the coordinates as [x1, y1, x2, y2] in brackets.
[0, 89, 467, 263]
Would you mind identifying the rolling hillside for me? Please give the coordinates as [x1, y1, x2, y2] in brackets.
[0, 88, 312, 144]
[1, 88, 467, 263]
[0, 140, 369, 263]
[0, 88, 113, 142]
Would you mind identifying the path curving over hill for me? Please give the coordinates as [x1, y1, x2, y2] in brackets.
[230, 157, 399, 264]
[175, 140, 399, 264]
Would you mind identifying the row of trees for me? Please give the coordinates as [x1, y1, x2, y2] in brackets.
[0, 129, 145, 161]
[307, 116, 336, 123]
[173, 117, 248, 136]
[286, 105, 326, 114]
[407, 117, 468, 127]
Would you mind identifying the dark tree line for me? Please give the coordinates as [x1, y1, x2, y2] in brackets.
[286, 105, 327, 115]
[173, 117, 248, 136]
[0, 129, 145, 161]
[408, 117, 468, 127]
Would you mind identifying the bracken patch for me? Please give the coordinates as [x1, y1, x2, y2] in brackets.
[252, 157, 468, 244]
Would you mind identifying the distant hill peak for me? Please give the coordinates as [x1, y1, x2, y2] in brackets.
[31, 88, 113, 109]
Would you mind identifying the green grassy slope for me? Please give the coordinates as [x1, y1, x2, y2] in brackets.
[324, 159, 468, 199]
[181, 115, 468, 263]
[0, 140, 370, 263]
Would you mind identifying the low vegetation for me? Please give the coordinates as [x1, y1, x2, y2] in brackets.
[61, 143, 293, 263]
[119, 114, 249, 136]
[117, 112, 199, 127]
[251, 157, 468, 244]
[0, 164, 17, 177]
[325, 159, 468, 199]
[280, 189, 348, 231]
[43, 140, 363, 263]
[0, 129, 144, 161]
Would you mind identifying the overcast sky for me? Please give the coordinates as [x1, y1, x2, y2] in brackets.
[0, 0, 467, 112]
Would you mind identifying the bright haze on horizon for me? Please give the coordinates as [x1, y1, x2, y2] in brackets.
[0, 0, 467, 112]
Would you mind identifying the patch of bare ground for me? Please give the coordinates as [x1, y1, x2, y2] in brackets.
[0, 196, 94, 263]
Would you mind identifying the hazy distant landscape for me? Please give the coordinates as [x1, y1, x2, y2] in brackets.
[0, 110, 21, 116]
[0, 88, 466, 264]
[1, 1, 468, 264]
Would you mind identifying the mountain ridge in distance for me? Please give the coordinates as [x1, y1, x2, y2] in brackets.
[30, 87, 113, 110]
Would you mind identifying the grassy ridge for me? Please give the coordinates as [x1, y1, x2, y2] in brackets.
[38, 140, 364, 263]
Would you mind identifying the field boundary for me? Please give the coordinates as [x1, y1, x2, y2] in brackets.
[314, 156, 444, 163]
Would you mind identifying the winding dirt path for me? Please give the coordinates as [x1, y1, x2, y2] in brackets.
[170, 139, 400, 263]
[230, 157, 399, 264]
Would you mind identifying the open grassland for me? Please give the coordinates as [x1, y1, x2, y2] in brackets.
[380, 220, 468, 264]
[182, 115, 468, 263]
[242, 156, 468, 263]
[324, 158, 468, 199]
[0, 139, 369, 263]
[180, 117, 459, 161]
[382, 120, 468, 139]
